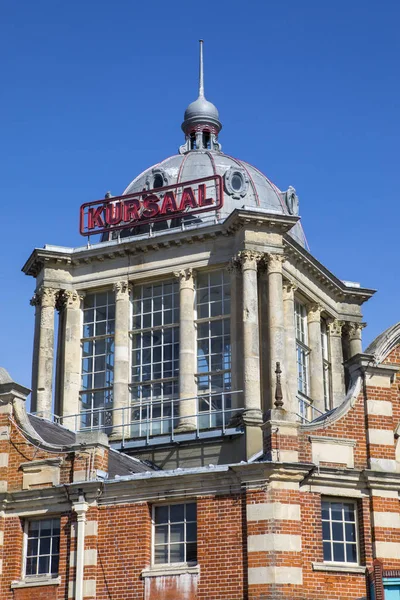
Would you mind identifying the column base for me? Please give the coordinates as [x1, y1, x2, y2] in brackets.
[240, 408, 263, 427]
[174, 418, 198, 432]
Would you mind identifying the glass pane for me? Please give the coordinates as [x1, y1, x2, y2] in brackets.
[51, 554, 59, 575]
[186, 523, 197, 542]
[322, 521, 330, 541]
[26, 556, 37, 575]
[346, 543, 357, 563]
[332, 522, 344, 541]
[331, 503, 343, 521]
[27, 537, 39, 556]
[38, 555, 50, 574]
[155, 525, 168, 545]
[40, 520, 52, 537]
[40, 537, 51, 555]
[343, 504, 355, 521]
[155, 506, 168, 524]
[186, 542, 197, 563]
[52, 520, 60, 535]
[28, 521, 40, 536]
[169, 544, 184, 563]
[170, 504, 184, 522]
[333, 542, 345, 562]
[345, 522, 356, 543]
[154, 546, 168, 564]
[323, 541, 332, 562]
[170, 524, 184, 544]
[186, 503, 197, 521]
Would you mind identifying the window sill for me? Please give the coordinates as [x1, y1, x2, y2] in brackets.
[312, 562, 366, 574]
[11, 575, 61, 589]
[141, 564, 200, 578]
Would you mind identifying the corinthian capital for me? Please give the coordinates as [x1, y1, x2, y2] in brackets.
[345, 321, 366, 339]
[60, 289, 84, 310]
[327, 319, 345, 337]
[306, 302, 323, 323]
[173, 268, 193, 282]
[266, 253, 285, 274]
[282, 280, 297, 299]
[236, 250, 263, 270]
[113, 281, 130, 298]
[30, 293, 40, 307]
[36, 287, 58, 309]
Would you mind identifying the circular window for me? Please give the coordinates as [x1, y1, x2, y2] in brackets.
[224, 167, 249, 198]
[145, 168, 168, 191]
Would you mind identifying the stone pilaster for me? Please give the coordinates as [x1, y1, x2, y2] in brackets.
[59, 290, 84, 423]
[175, 269, 197, 431]
[112, 281, 131, 438]
[306, 302, 324, 414]
[31, 287, 58, 418]
[327, 319, 346, 407]
[228, 260, 243, 407]
[283, 281, 297, 414]
[267, 254, 286, 410]
[346, 322, 365, 357]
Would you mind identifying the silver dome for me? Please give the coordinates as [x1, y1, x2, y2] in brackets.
[122, 150, 306, 247]
[182, 95, 221, 132]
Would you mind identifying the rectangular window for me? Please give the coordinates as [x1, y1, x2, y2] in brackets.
[322, 499, 358, 564]
[80, 291, 115, 429]
[196, 270, 231, 429]
[24, 518, 60, 577]
[294, 300, 310, 420]
[131, 280, 179, 437]
[321, 320, 332, 411]
[153, 503, 197, 565]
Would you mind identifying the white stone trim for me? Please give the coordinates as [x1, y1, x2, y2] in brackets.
[0, 482, 8, 493]
[247, 502, 301, 522]
[71, 520, 98, 537]
[248, 533, 301, 552]
[371, 489, 398, 498]
[0, 426, 10, 439]
[11, 575, 61, 589]
[368, 429, 394, 446]
[375, 541, 400, 559]
[142, 564, 200, 578]
[269, 480, 299, 490]
[373, 512, 400, 529]
[300, 485, 365, 498]
[248, 566, 302, 585]
[309, 436, 357, 447]
[0, 531, 4, 545]
[312, 562, 365, 574]
[0, 454, 8, 468]
[370, 458, 400, 473]
[271, 449, 299, 463]
[367, 400, 392, 416]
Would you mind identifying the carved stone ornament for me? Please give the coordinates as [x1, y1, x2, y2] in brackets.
[236, 250, 263, 270]
[266, 253, 285, 274]
[285, 186, 299, 216]
[345, 321, 366, 339]
[282, 280, 297, 298]
[29, 294, 40, 308]
[36, 287, 58, 309]
[113, 281, 130, 297]
[327, 319, 345, 337]
[173, 268, 194, 283]
[224, 167, 249, 199]
[306, 302, 323, 323]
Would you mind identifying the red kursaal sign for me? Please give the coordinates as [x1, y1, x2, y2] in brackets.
[79, 175, 224, 236]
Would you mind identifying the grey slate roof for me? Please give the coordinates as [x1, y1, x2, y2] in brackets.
[27, 414, 154, 478]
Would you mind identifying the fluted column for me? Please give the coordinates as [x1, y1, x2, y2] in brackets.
[347, 322, 364, 357]
[238, 250, 262, 424]
[175, 269, 197, 431]
[307, 303, 324, 414]
[283, 281, 297, 413]
[112, 281, 131, 437]
[31, 287, 57, 418]
[328, 319, 346, 407]
[267, 254, 286, 410]
[60, 290, 84, 422]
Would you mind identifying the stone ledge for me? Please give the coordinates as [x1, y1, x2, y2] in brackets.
[11, 575, 61, 589]
[141, 564, 200, 578]
[312, 562, 366, 574]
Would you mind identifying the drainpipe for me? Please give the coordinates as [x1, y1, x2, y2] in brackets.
[73, 494, 88, 600]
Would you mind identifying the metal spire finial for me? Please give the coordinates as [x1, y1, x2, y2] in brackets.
[199, 39, 204, 97]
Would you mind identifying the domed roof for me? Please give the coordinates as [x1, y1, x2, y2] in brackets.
[182, 96, 221, 131]
[122, 150, 306, 247]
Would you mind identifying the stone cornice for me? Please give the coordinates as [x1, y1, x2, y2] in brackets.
[283, 236, 376, 304]
[22, 210, 298, 278]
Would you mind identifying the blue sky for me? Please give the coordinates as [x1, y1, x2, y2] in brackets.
[1, 0, 399, 389]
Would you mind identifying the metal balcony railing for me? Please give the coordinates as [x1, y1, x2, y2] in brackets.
[56, 390, 244, 447]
